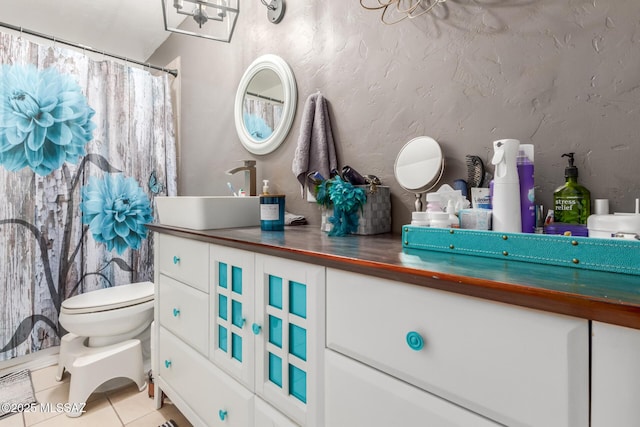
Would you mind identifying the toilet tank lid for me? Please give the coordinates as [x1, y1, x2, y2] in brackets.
[61, 281, 154, 311]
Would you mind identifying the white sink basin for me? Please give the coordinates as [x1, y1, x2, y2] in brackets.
[155, 196, 260, 230]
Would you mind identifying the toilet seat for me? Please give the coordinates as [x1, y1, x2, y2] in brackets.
[61, 282, 154, 314]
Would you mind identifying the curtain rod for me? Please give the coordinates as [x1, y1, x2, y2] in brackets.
[0, 21, 178, 78]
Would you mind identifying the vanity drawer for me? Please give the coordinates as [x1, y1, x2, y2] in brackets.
[326, 269, 589, 427]
[159, 274, 209, 356]
[158, 234, 209, 292]
[325, 349, 500, 427]
[159, 327, 253, 427]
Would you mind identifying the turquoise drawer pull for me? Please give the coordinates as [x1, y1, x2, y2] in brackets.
[173, 255, 180, 264]
[173, 308, 180, 317]
[219, 409, 227, 421]
[252, 323, 262, 335]
[406, 331, 424, 351]
[164, 359, 172, 368]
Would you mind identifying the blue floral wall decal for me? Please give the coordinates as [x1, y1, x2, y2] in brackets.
[81, 174, 153, 255]
[0, 65, 96, 176]
[243, 112, 273, 141]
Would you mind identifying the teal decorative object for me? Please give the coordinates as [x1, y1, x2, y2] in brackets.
[0, 65, 96, 176]
[316, 176, 367, 236]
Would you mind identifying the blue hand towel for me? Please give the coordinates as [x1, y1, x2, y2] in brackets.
[291, 93, 338, 196]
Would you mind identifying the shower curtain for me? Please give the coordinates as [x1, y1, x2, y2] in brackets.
[0, 32, 177, 361]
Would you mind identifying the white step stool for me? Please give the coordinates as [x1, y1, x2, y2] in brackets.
[56, 333, 147, 417]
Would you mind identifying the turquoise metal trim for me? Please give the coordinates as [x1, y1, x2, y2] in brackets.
[402, 225, 640, 276]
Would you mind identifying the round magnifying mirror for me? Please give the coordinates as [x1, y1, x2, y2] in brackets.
[234, 54, 297, 155]
[394, 136, 445, 211]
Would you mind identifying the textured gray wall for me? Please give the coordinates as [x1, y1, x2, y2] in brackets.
[149, 1, 640, 233]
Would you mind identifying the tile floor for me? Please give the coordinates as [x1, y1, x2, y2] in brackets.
[0, 365, 192, 427]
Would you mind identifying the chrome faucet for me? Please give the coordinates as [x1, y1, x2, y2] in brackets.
[226, 160, 257, 196]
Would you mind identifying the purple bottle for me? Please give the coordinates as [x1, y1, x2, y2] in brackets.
[517, 144, 535, 233]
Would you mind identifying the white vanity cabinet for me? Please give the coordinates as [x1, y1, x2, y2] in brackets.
[591, 321, 640, 426]
[325, 269, 590, 427]
[154, 229, 599, 427]
[154, 234, 323, 427]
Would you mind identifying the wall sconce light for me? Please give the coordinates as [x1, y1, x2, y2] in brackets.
[161, 0, 239, 42]
[260, 0, 285, 24]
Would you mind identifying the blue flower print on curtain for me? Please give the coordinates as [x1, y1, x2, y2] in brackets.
[243, 112, 273, 141]
[81, 174, 153, 255]
[0, 65, 96, 176]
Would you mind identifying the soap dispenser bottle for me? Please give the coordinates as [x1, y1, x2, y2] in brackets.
[491, 139, 522, 232]
[553, 153, 591, 224]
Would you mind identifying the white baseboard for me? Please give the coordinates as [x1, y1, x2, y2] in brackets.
[0, 347, 60, 377]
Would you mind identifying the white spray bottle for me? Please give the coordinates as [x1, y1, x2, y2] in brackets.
[491, 139, 522, 232]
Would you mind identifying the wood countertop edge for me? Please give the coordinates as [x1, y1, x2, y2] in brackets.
[149, 224, 640, 330]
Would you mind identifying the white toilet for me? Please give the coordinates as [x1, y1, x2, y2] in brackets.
[56, 281, 154, 417]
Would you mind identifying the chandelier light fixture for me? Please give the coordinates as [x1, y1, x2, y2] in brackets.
[161, 0, 239, 42]
[360, 0, 446, 25]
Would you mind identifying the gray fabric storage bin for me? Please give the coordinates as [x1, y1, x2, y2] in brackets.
[319, 185, 392, 235]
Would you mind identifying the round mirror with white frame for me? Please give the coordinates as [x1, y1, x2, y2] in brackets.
[234, 54, 297, 155]
[394, 136, 445, 211]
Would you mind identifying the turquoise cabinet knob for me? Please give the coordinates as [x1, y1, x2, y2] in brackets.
[406, 331, 424, 351]
[252, 323, 262, 335]
[173, 308, 180, 317]
[164, 359, 172, 368]
[173, 255, 180, 264]
[218, 409, 227, 421]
